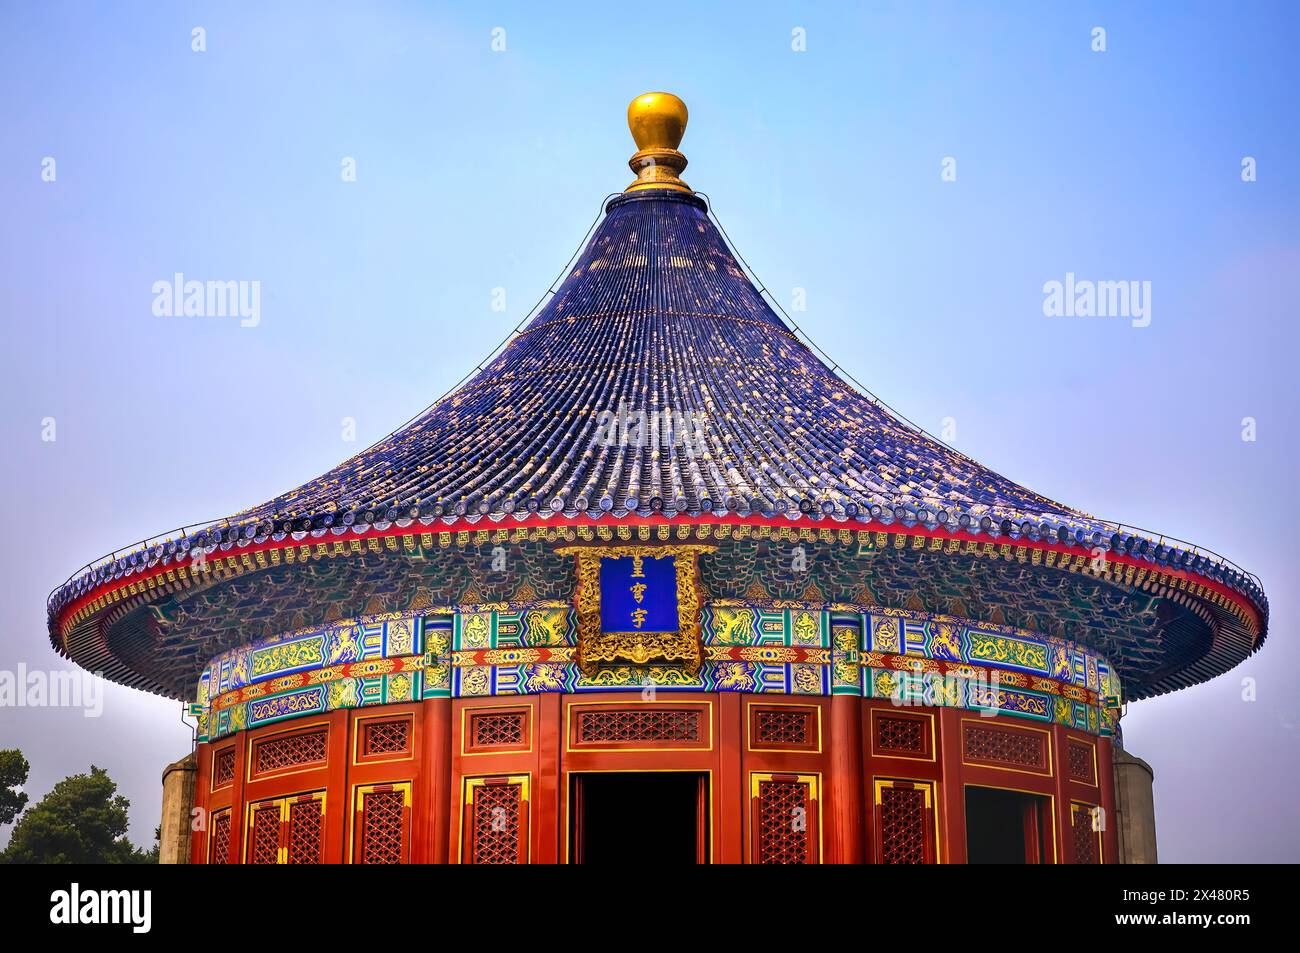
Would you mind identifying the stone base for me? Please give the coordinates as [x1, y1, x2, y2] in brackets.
[1113, 747, 1158, 863]
[160, 753, 197, 865]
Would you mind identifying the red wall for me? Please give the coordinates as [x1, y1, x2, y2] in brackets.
[192, 694, 1116, 864]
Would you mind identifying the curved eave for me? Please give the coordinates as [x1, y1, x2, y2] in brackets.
[48, 512, 1267, 702]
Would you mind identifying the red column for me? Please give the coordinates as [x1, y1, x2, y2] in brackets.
[826, 695, 865, 863]
[425, 697, 452, 863]
[717, 692, 744, 863]
[1050, 725, 1073, 864]
[1097, 735, 1119, 863]
[937, 708, 966, 864]
[229, 736, 248, 864]
[189, 745, 207, 864]
[535, 692, 562, 863]
[323, 709, 349, 863]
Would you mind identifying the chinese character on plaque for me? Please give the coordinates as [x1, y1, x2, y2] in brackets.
[558, 545, 714, 676]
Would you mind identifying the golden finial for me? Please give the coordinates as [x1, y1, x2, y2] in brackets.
[625, 91, 691, 193]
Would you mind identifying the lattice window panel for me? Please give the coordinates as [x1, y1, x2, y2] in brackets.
[1067, 741, 1095, 784]
[247, 802, 282, 864]
[1071, 805, 1101, 864]
[286, 798, 323, 864]
[212, 747, 236, 788]
[752, 708, 814, 747]
[754, 776, 815, 864]
[358, 788, 408, 864]
[875, 715, 927, 755]
[209, 809, 231, 864]
[470, 782, 523, 864]
[575, 708, 702, 744]
[877, 782, 932, 864]
[243, 793, 325, 864]
[363, 719, 411, 757]
[962, 724, 1046, 771]
[253, 729, 327, 775]
[468, 710, 527, 749]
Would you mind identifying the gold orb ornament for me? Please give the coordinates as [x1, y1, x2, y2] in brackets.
[625, 91, 692, 193]
[628, 92, 688, 152]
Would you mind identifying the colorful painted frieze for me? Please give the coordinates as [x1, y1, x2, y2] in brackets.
[198, 602, 1119, 741]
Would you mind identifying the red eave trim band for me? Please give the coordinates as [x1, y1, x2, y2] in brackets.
[56, 514, 1263, 638]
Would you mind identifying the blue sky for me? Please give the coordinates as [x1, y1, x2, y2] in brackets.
[1, 1, 1297, 860]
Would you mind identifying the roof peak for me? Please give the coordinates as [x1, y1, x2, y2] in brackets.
[625, 91, 692, 195]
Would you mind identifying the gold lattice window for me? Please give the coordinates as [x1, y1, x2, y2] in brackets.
[362, 718, 411, 758]
[575, 708, 703, 744]
[1066, 740, 1095, 784]
[212, 747, 236, 789]
[209, 808, 231, 864]
[354, 783, 411, 864]
[286, 797, 324, 864]
[874, 779, 936, 864]
[751, 773, 818, 864]
[246, 801, 281, 864]
[467, 710, 528, 751]
[1071, 802, 1102, 864]
[750, 707, 817, 750]
[251, 728, 328, 776]
[874, 714, 928, 756]
[244, 792, 325, 865]
[961, 722, 1048, 772]
[463, 776, 529, 864]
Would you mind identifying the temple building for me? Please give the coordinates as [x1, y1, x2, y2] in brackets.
[48, 92, 1267, 864]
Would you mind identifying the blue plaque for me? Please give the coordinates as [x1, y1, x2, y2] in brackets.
[598, 554, 679, 633]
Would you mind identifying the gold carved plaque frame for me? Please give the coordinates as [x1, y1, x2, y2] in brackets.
[556, 544, 716, 677]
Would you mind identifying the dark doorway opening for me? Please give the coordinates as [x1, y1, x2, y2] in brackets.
[965, 786, 1050, 863]
[570, 773, 708, 863]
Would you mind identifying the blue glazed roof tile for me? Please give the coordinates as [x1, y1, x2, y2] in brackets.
[211, 190, 1117, 533]
[47, 152, 1267, 700]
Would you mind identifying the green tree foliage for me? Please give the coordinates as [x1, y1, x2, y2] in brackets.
[144, 825, 161, 864]
[0, 749, 29, 826]
[0, 765, 154, 864]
